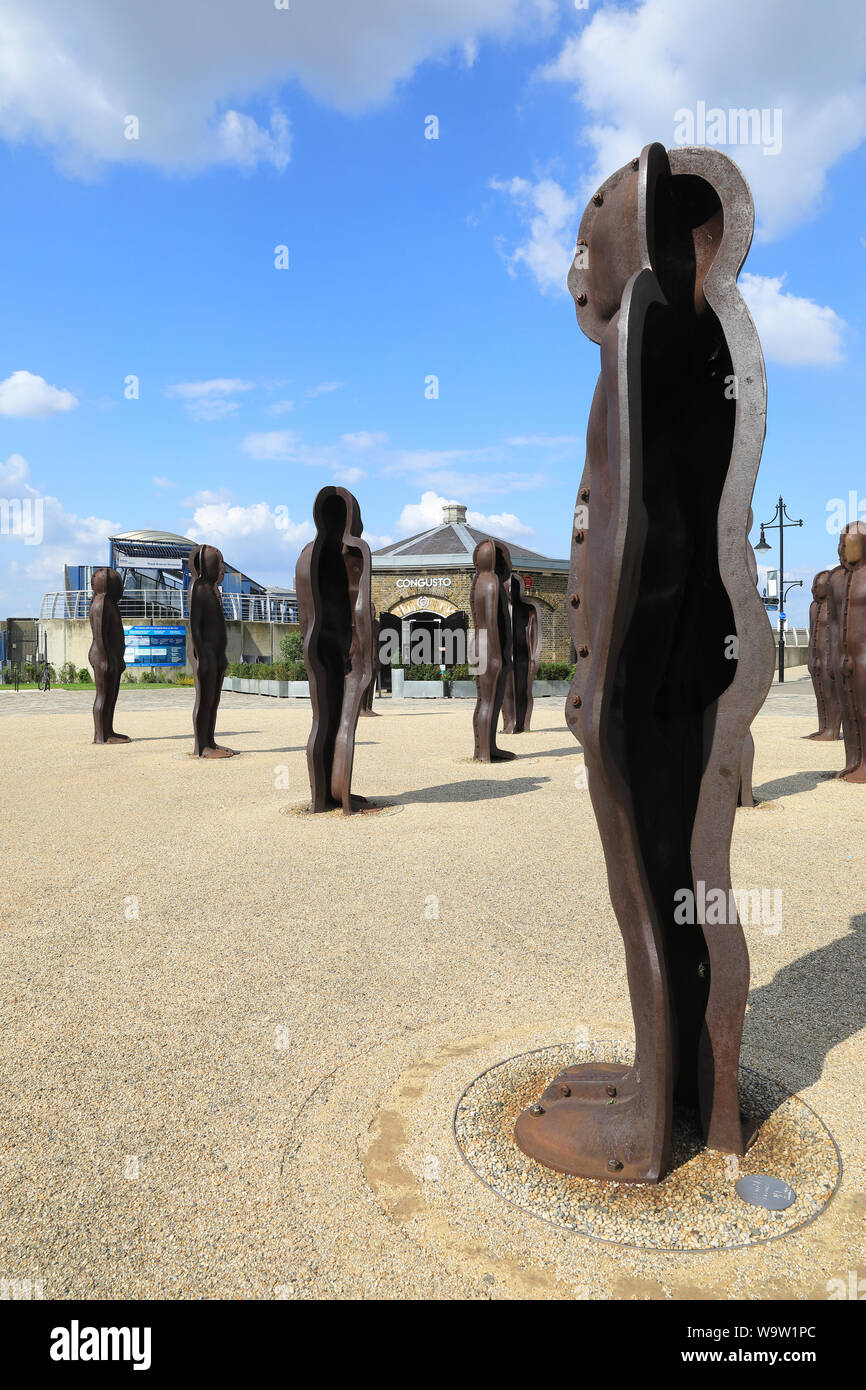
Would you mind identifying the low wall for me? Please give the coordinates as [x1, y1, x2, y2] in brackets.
[43, 619, 299, 677]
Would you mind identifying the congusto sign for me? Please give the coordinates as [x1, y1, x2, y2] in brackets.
[395, 576, 452, 588]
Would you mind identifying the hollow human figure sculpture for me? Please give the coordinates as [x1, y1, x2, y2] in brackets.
[296, 487, 373, 812]
[471, 538, 515, 761]
[88, 567, 130, 745]
[359, 602, 381, 717]
[515, 144, 775, 1183]
[189, 544, 235, 758]
[806, 568, 842, 741]
[501, 574, 544, 734]
[835, 521, 866, 782]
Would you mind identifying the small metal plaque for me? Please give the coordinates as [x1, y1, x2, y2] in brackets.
[735, 1175, 796, 1211]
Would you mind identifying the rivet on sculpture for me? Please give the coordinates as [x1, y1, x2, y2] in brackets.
[359, 602, 380, 718]
[189, 544, 235, 758]
[807, 567, 842, 742]
[515, 143, 775, 1182]
[502, 574, 543, 734]
[88, 567, 130, 745]
[471, 538, 515, 761]
[834, 520, 866, 781]
[296, 487, 373, 812]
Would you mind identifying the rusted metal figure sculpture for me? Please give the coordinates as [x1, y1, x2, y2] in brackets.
[807, 568, 842, 741]
[516, 144, 775, 1182]
[88, 567, 130, 745]
[471, 538, 515, 761]
[835, 521, 866, 781]
[502, 575, 543, 734]
[296, 487, 373, 812]
[359, 602, 381, 717]
[189, 544, 235, 758]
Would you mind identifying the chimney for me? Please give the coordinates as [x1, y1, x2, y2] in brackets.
[442, 502, 467, 524]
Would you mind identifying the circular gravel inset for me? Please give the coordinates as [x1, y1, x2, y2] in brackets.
[454, 1042, 841, 1251]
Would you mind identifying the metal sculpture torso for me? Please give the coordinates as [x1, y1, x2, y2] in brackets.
[189, 544, 234, 758]
[837, 522, 866, 781]
[296, 487, 373, 812]
[502, 575, 543, 734]
[88, 567, 130, 745]
[807, 568, 842, 741]
[471, 539, 515, 761]
[516, 144, 775, 1182]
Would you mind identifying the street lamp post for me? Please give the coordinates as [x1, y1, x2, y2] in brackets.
[755, 496, 803, 683]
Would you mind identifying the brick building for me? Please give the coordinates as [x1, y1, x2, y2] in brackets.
[371, 503, 572, 668]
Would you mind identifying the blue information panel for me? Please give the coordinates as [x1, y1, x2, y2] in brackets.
[123, 625, 186, 667]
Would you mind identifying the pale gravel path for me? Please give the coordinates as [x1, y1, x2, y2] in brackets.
[0, 673, 863, 1300]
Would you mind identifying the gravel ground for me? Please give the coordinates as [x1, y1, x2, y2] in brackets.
[0, 670, 863, 1300]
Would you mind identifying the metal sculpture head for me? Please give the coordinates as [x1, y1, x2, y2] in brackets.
[812, 569, 832, 600]
[839, 521, 866, 571]
[92, 567, 124, 603]
[190, 544, 225, 586]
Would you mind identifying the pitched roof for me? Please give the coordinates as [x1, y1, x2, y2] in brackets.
[372, 512, 567, 571]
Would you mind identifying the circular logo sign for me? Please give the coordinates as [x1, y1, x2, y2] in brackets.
[416, 596, 430, 609]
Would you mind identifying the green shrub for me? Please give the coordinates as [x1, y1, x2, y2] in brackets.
[537, 662, 575, 681]
[279, 630, 304, 663]
[59, 661, 77, 684]
[77, 667, 90, 683]
[449, 664, 474, 681]
[122, 669, 137, 683]
[140, 667, 161, 683]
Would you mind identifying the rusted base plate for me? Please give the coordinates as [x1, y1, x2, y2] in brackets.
[515, 1061, 659, 1183]
[515, 1060, 759, 1184]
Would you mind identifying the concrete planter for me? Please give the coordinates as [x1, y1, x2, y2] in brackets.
[532, 679, 572, 697]
[289, 680, 310, 698]
[451, 680, 477, 698]
[404, 680, 444, 698]
[265, 680, 289, 697]
[391, 669, 405, 700]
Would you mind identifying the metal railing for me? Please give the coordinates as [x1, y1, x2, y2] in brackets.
[40, 591, 298, 624]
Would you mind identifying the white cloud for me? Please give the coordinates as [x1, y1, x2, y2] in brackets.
[0, 453, 118, 610]
[216, 108, 290, 172]
[490, 175, 579, 295]
[538, 0, 866, 242]
[307, 381, 345, 399]
[740, 274, 846, 366]
[166, 378, 254, 399]
[505, 434, 579, 448]
[241, 430, 299, 461]
[186, 497, 313, 586]
[0, 0, 553, 176]
[334, 466, 368, 485]
[266, 399, 295, 416]
[0, 370, 78, 417]
[396, 490, 533, 539]
[166, 378, 254, 421]
[152, 476, 175, 489]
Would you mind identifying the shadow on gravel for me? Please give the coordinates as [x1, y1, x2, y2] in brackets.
[744, 912, 866, 1094]
[753, 769, 839, 801]
[396, 776, 549, 804]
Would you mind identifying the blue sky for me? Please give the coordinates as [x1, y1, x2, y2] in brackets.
[1, 0, 864, 624]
